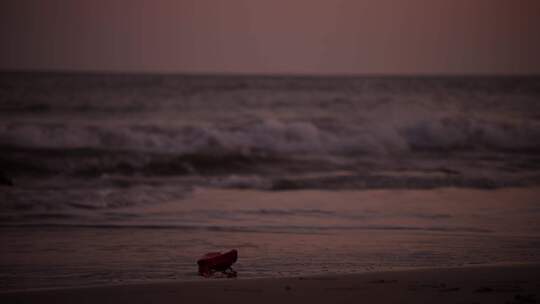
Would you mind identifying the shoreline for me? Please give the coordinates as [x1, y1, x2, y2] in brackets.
[1, 261, 536, 293]
[2, 263, 539, 303]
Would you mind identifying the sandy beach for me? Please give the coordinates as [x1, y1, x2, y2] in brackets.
[2, 264, 539, 304]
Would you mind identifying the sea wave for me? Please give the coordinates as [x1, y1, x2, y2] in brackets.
[1, 114, 539, 157]
[0, 180, 191, 211]
[0, 222, 493, 234]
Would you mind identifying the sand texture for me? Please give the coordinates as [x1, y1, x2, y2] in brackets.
[2, 264, 539, 304]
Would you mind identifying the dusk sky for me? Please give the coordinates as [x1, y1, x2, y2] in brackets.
[1, 0, 540, 75]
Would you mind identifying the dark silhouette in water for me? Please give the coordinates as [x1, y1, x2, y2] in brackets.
[0, 171, 13, 186]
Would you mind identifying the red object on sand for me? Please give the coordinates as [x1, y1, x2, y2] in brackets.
[197, 249, 238, 277]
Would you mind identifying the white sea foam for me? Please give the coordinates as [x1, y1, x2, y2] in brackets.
[1, 112, 538, 156]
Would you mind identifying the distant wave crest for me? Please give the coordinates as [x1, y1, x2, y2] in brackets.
[1, 114, 539, 157]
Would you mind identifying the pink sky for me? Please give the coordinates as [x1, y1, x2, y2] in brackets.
[1, 0, 539, 74]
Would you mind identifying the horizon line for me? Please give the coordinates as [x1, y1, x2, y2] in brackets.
[1, 68, 539, 78]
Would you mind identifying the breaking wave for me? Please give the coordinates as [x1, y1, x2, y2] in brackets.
[1, 114, 539, 158]
[2, 73, 539, 198]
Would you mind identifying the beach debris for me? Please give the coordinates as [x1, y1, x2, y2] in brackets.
[197, 249, 238, 278]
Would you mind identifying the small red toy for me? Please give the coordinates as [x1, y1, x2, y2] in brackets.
[197, 249, 238, 277]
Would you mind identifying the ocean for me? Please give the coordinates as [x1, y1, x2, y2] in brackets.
[1, 72, 540, 291]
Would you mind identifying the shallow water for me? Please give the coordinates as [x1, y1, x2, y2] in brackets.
[2, 188, 540, 291]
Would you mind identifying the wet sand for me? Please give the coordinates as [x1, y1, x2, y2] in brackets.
[2, 264, 539, 304]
